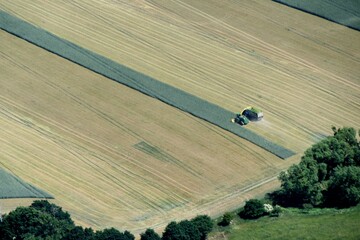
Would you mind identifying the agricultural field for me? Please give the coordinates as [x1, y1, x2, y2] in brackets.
[0, 0, 359, 236]
[0, 0, 359, 154]
[0, 30, 293, 233]
[0, 10, 294, 159]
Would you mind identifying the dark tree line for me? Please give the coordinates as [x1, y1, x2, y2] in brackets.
[0, 200, 135, 240]
[234, 127, 360, 222]
[0, 200, 212, 240]
[270, 127, 360, 208]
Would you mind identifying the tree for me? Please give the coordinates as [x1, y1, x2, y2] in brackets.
[162, 220, 201, 240]
[326, 166, 360, 208]
[63, 226, 95, 240]
[162, 221, 183, 240]
[0, 206, 65, 239]
[218, 212, 233, 226]
[190, 215, 213, 240]
[271, 127, 360, 208]
[140, 228, 161, 240]
[276, 157, 323, 207]
[95, 228, 134, 240]
[239, 199, 267, 219]
[31, 200, 74, 226]
[178, 220, 200, 240]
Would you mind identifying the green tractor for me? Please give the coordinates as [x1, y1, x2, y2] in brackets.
[231, 113, 250, 126]
[231, 107, 263, 126]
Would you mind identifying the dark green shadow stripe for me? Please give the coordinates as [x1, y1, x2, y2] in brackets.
[0, 168, 53, 199]
[273, 0, 360, 31]
[0, 11, 295, 159]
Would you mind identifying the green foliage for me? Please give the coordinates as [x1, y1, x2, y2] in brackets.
[140, 228, 161, 240]
[269, 205, 282, 217]
[162, 220, 201, 240]
[224, 205, 360, 240]
[0, 206, 66, 240]
[0, 201, 136, 240]
[62, 226, 95, 240]
[272, 127, 360, 208]
[0, 200, 212, 240]
[239, 199, 267, 219]
[95, 228, 134, 240]
[31, 200, 74, 226]
[275, 157, 323, 207]
[326, 166, 360, 208]
[190, 215, 213, 240]
[162, 221, 184, 240]
[218, 212, 233, 226]
[179, 220, 201, 240]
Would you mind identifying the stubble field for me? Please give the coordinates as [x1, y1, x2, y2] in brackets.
[0, 0, 359, 235]
[0, 30, 293, 232]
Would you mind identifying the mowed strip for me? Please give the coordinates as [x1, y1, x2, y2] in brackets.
[0, 30, 295, 233]
[0, 0, 359, 154]
[274, 0, 360, 30]
[0, 168, 53, 199]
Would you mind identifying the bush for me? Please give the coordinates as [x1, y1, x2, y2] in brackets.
[269, 205, 282, 217]
[140, 228, 161, 240]
[218, 212, 233, 226]
[191, 215, 213, 240]
[239, 199, 267, 219]
[95, 228, 134, 240]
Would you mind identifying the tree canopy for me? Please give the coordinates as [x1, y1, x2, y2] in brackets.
[140, 228, 161, 240]
[161, 215, 213, 240]
[0, 201, 212, 240]
[271, 127, 360, 208]
[0, 206, 70, 240]
[239, 199, 267, 219]
[0, 201, 134, 240]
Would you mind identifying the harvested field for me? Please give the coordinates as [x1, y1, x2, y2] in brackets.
[0, 0, 359, 236]
[0, 0, 358, 154]
[0, 11, 294, 159]
[0, 30, 295, 233]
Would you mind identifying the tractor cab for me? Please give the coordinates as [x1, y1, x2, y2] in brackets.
[231, 113, 249, 126]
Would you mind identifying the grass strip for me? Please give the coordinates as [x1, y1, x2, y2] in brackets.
[274, 0, 360, 31]
[0, 11, 295, 159]
[214, 206, 360, 240]
[0, 168, 53, 199]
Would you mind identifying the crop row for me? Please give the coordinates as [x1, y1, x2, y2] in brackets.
[0, 11, 295, 159]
